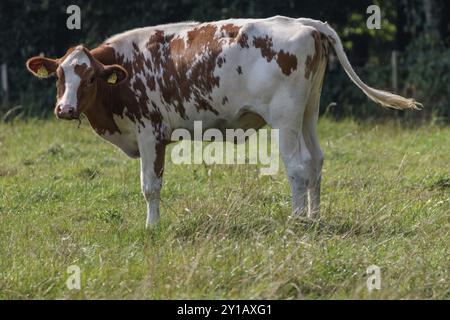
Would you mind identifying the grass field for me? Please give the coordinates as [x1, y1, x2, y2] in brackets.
[0, 117, 448, 299]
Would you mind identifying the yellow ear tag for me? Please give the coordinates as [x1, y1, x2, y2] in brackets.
[37, 66, 48, 78]
[107, 72, 118, 84]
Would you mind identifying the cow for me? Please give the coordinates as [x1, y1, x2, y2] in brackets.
[26, 16, 421, 228]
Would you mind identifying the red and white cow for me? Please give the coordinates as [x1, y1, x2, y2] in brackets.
[26, 16, 420, 228]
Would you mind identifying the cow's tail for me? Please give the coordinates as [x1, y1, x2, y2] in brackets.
[297, 18, 422, 110]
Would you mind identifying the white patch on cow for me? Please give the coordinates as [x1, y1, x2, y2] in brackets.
[99, 112, 139, 158]
[59, 46, 91, 110]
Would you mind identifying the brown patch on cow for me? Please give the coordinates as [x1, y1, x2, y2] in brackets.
[222, 96, 229, 105]
[220, 23, 249, 49]
[237, 33, 249, 48]
[147, 75, 156, 91]
[149, 109, 163, 127]
[132, 77, 150, 111]
[131, 43, 145, 72]
[144, 25, 228, 116]
[55, 68, 65, 99]
[83, 95, 122, 136]
[320, 33, 330, 58]
[154, 140, 166, 178]
[252, 35, 298, 76]
[218, 23, 250, 49]
[217, 56, 225, 68]
[74, 63, 88, 78]
[305, 30, 323, 79]
[236, 66, 242, 74]
[221, 24, 240, 38]
[253, 36, 277, 62]
[169, 37, 185, 53]
[149, 109, 166, 178]
[276, 50, 297, 76]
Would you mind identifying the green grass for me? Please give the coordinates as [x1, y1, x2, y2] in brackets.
[0, 117, 448, 299]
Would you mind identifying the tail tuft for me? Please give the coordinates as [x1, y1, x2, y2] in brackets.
[364, 88, 423, 110]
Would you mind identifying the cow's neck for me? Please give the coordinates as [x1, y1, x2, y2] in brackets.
[84, 45, 124, 136]
[83, 90, 121, 136]
[83, 85, 140, 158]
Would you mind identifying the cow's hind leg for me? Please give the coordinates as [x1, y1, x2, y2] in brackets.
[302, 65, 326, 219]
[273, 122, 312, 217]
[302, 97, 323, 219]
[265, 87, 313, 217]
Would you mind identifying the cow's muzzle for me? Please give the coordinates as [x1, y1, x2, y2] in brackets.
[55, 104, 79, 120]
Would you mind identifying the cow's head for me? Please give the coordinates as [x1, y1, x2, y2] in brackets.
[26, 45, 128, 120]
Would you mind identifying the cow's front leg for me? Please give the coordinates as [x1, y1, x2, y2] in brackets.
[138, 133, 166, 228]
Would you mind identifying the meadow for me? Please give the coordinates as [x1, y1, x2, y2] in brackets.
[0, 117, 448, 299]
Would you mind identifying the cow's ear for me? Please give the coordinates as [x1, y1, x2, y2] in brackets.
[26, 56, 59, 78]
[100, 65, 128, 86]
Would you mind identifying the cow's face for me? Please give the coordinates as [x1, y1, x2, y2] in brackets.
[26, 45, 127, 120]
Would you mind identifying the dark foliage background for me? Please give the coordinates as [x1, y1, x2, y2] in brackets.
[0, 0, 448, 122]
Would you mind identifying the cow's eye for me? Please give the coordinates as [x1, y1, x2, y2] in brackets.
[87, 75, 96, 86]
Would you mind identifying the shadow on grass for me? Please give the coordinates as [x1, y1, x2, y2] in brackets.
[169, 210, 417, 242]
[427, 174, 450, 191]
[172, 213, 279, 241]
